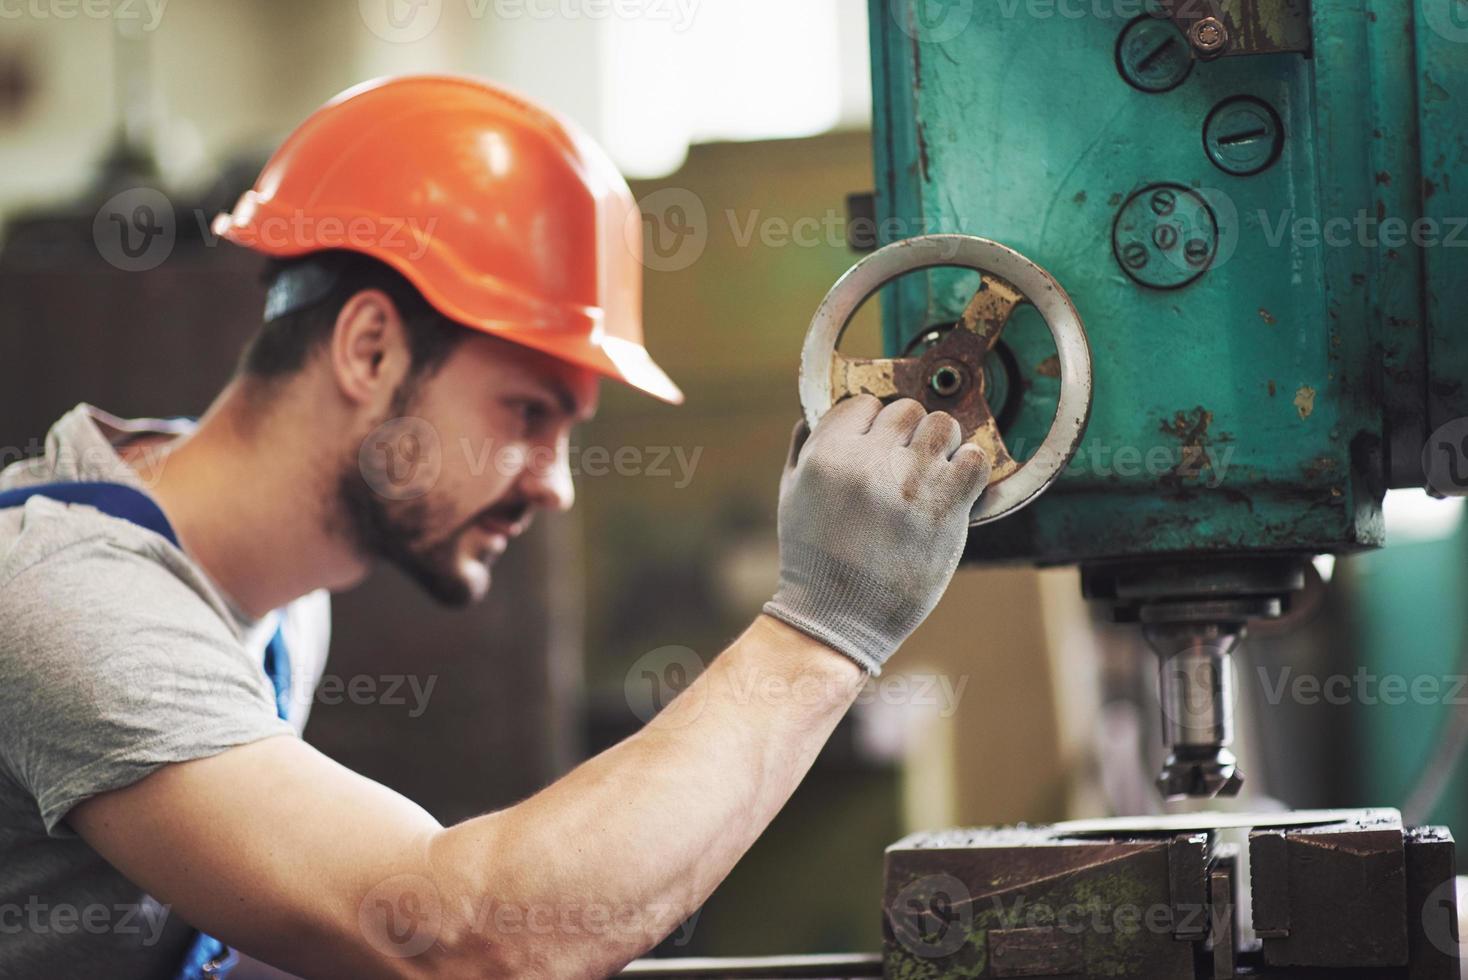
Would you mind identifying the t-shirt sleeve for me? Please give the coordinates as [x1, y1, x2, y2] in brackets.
[0, 529, 294, 836]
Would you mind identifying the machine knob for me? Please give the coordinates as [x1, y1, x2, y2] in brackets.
[799, 234, 1093, 525]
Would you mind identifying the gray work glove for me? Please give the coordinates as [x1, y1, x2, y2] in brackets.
[763, 395, 992, 674]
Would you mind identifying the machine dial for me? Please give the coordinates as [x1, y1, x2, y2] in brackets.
[799, 234, 1093, 525]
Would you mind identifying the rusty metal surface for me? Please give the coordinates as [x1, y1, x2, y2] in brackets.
[870, 0, 1410, 564]
[801, 235, 1091, 526]
[989, 925, 1084, 976]
[619, 814, 1458, 979]
[956, 274, 1024, 354]
[830, 355, 912, 401]
[1049, 808, 1395, 835]
[883, 810, 1457, 979]
[1417, 0, 1468, 444]
[1207, 850, 1236, 980]
[883, 827, 1196, 978]
[618, 954, 883, 978]
[829, 276, 1026, 483]
[968, 415, 1020, 483]
[1168, 832, 1210, 941]
[1403, 827, 1460, 980]
[1160, 0, 1312, 58]
[1218, 0, 1312, 55]
[1251, 816, 1410, 968]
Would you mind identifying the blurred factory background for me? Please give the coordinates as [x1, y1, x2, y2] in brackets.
[0, 0, 1463, 960]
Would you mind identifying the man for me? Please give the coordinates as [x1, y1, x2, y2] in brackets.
[0, 76, 989, 978]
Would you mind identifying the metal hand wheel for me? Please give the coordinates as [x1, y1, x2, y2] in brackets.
[799, 234, 1093, 525]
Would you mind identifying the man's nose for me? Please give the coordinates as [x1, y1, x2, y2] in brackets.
[519, 441, 575, 513]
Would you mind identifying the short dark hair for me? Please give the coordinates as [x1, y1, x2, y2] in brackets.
[240, 251, 465, 381]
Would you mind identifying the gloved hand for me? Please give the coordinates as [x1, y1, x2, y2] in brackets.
[763, 395, 992, 674]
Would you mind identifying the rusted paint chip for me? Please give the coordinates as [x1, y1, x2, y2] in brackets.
[831, 356, 900, 399]
[958, 273, 1025, 352]
[1294, 385, 1317, 419]
[1159, 407, 1217, 483]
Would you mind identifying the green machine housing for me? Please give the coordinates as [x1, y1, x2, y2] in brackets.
[868, 0, 1468, 567]
[857, 6, 1466, 975]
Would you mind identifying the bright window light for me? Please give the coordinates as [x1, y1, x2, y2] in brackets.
[599, 0, 864, 177]
[1383, 488, 1466, 544]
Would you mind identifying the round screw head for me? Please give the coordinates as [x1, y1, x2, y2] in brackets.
[1184, 238, 1212, 267]
[1203, 96, 1284, 177]
[1189, 16, 1228, 54]
[1115, 15, 1193, 94]
[1149, 188, 1177, 216]
[1152, 224, 1179, 250]
[1112, 183, 1219, 289]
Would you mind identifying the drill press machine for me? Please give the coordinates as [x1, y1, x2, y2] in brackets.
[793, 0, 1466, 975]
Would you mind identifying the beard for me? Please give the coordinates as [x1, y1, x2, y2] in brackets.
[336, 386, 528, 607]
[336, 479, 477, 606]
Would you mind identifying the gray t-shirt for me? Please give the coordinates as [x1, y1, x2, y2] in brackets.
[0, 405, 330, 979]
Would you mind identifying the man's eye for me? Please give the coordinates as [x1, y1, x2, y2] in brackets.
[518, 402, 550, 428]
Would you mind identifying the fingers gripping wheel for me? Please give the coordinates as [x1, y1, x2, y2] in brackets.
[800, 234, 1093, 525]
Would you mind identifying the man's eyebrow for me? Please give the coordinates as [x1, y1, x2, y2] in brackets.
[505, 374, 593, 421]
[537, 377, 591, 421]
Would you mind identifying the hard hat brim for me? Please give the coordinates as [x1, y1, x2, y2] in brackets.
[214, 205, 685, 406]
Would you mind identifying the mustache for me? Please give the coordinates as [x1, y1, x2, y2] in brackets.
[473, 498, 532, 531]
[424, 497, 534, 558]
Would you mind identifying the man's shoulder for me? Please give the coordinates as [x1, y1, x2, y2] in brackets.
[0, 497, 231, 634]
[0, 499, 294, 838]
[2, 494, 167, 578]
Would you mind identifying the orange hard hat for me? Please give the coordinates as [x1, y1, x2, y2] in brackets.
[214, 75, 682, 405]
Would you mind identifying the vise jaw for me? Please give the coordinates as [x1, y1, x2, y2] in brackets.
[882, 809, 1458, 979]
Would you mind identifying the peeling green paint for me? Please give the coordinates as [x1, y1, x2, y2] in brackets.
[1295, 385, 1317, 419]
[866, 0, 1437, 566]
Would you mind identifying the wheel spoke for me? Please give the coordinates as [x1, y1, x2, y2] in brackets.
[958, 274, 1026, 353]
[830, 355, 921, 400]
[966, 410, 1020, 482]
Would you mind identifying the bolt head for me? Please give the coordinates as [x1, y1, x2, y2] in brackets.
[1152, 224, 1179, 250]
[1183, 238, 1215, 268]
[1189, 16, 1228, 53]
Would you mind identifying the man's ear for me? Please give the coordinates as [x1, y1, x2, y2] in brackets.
[328, 289, 412, 407]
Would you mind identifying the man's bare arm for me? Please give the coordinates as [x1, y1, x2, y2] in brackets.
[74, 396, 989, 977]
[72, 615, 860, 978]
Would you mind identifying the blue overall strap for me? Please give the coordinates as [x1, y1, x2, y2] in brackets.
[0, 481, 178, 548]
[263, 626, 293, 724]
[0, 481, 292, 980]
[175, 623, 290, 979]
[174, 936, 239, 979]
